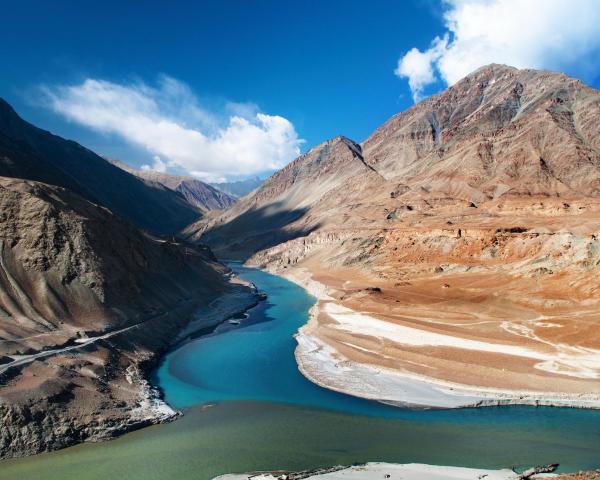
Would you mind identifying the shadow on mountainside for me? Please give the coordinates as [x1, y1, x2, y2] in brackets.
[200, 201, 320, 261]
[0, 98, 200, 235]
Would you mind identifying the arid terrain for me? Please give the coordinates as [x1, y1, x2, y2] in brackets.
[194, 64, 600, 408]
[0, 101, 258, 459]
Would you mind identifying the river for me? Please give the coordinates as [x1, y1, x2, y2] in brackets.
[1, 263, 599, 479]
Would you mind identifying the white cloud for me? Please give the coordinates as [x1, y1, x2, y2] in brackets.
[141, 155, 167, 173]
[396, 0, 600, 101]
[395, 35, 448, 102]
[43, 76, 303, 181]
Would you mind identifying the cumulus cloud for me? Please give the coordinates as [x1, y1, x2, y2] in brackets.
[395, 36, 449, 102]
[396, 0, 600, 101]
[141, 155, 167, 173]
[43, 76, 303, 181]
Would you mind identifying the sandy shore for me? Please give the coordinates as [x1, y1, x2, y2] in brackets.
[273, 267, 600, 409]
[213, 462, 557, 480]
[174, 275, 260, 342]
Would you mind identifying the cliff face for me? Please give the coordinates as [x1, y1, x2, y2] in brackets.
[195, 65, 600, 406]
[0, 176, 255, 458]
[0, 99, 201, 235]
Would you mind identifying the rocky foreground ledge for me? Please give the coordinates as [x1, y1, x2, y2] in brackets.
[214, 462, 598, 480]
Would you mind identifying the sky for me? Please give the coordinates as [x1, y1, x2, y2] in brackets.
[2, 0, 600, 182]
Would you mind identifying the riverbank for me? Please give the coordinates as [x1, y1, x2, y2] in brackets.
[213, 462, 558, 480]
[3, 265, 600, 477]
[3, 399, 600, 480]
[261, 264, 600, 409]
[0, 272, 259, 459]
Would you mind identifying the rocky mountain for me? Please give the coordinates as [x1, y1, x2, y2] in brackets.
[189, 136, 383, 258]
[362, 63, 600, 197]
[193, 65, 600, 407]
[110, 160, 236, 211]
[0, 102, 256, 458]
[210, 176, 263, 198]
[0, 176, 257, 458]
[0, 99, 201, 235]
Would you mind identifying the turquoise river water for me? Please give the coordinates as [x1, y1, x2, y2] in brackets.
[0, 263, 599, 479]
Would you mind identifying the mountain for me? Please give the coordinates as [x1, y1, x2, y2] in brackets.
[110, 160, 236, 211]
[0, 99, 201, 235]
[0, 176, 257, 458]
[188, 136, 383, 258]
[192, 65, 600, 408]
[210, 177, 263, 198]
[362, 63, 600, 196]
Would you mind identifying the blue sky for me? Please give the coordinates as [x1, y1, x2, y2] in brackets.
[2, 0, 600, 181]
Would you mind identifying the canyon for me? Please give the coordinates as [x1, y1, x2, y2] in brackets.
[2, 63, 600, 469]
[194, 64, 600, 408]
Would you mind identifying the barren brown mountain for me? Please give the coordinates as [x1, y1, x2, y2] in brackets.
[0, 99, 201, 235]
[192, 65, 600, 408]
[110, 160, 237, 212]
[0, 176, 257, 458]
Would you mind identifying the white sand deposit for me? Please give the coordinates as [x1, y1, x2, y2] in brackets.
[214, 462, 557, 480]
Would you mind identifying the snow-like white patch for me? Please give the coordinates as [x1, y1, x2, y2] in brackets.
[213, 462, 557, 480]
[324, 303, 600, 379]
[296, 329, 600, 409]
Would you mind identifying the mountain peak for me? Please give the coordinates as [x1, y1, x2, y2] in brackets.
[0, 97, 16, 112]
[0, 97, 24, 132]
[468, 63, 518, 77]
[363, 64, 597, 181]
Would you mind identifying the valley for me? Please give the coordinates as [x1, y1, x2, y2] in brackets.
[1, 63, 600, 478]
[0, 103, 259, 459]
[195, 65, 600, 408]
[1, 264, 600, 479]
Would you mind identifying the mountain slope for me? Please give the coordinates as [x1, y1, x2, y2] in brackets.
[187, 136, 383, 258]
[0, 99, 201, 235]
[363, 64, 600, 198]
[0, 176, 257, 458]
[194, 65, 600, 408]
[110, 160, 236, 211]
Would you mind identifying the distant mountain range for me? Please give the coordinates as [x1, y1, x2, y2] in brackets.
[210, 177, 263, 198]
[109, 160, 237, 212]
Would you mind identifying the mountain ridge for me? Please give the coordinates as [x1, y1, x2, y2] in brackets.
[0, 174, 257, 458]
[109, 160, 237, 211]
[0, 102, 257, 458]
[0, 99, 201, 235]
